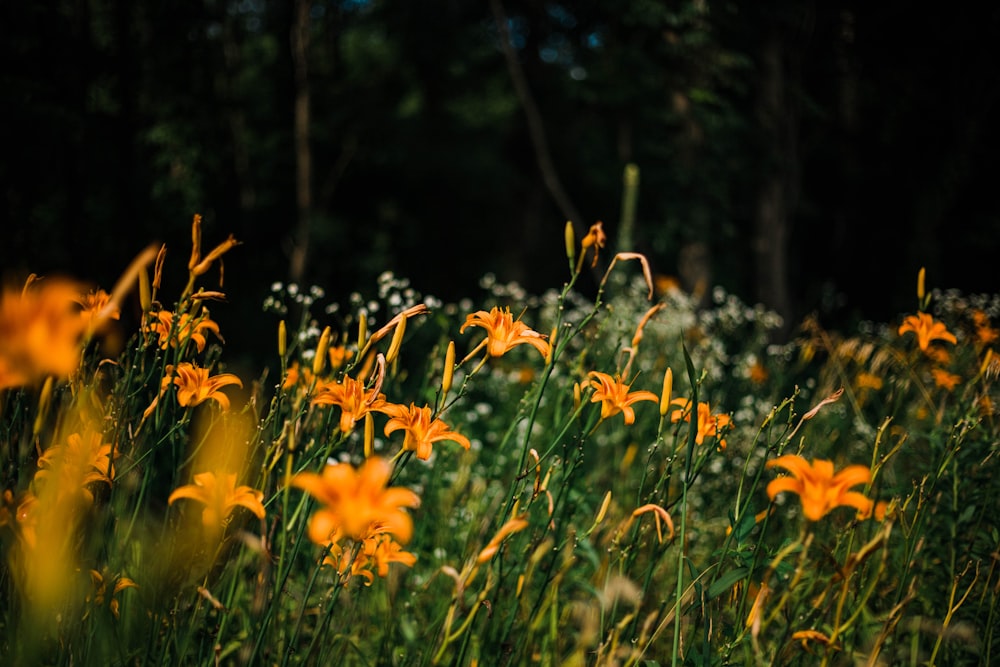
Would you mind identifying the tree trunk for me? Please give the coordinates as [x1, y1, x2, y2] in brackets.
[289, 0, 312, 285]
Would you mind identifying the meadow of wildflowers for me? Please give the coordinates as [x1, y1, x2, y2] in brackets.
[1, 217, 997, 666]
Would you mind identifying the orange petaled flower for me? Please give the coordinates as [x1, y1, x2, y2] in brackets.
[312, 374, 386, 433]
[291, 456, 420, 546]
[281, 360, 316, 391]
[168, 471, 265, 528]
[460, 307, 550, 359]
[972, 310, 999, 346]
[75, 289, 119, 333]
[0, 278, 88, 389]
[146, 363, 243, 418]
[379, 402, 471, 460]
[897, 312, 957, 352]
[580, 221, 607, 268]
[587, 371, 658, 425]
[325, 529, 417, 584]
[931, 367, 962, 391]
[765, 455, 873, 521]
[669, 398, 732, 449]
[147, 310, 221, 353]
[35, 431, 119, 501]
[87, 569, 138, 619]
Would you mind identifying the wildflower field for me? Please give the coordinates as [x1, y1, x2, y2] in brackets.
[1, 216, 998, 666]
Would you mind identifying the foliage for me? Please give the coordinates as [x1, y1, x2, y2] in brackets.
[1, 218, 998, 666]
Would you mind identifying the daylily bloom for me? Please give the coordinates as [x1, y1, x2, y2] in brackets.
[931, 367, 961, 391]
[897, 312, 957, 352]
[580, 221, 607, 268]
[379, 402, 471, 460]
[312, 374, 386, 433]
[0, 277, 87, 389]
[765, 455, 874, 521]
[75, 289, 119, 336]
[147, 309, 221, 353]
[460, 307, 550, 359]
[669, 398, 732, 449]
[36, 431, 119, 501]
[87, 570, 138, 619]
[145, 362, 243, 418]
[168, 471, 266, 528]
[587, 371, 658, 425]
[291, 456, 420, 546]
[325, 529, 417, 584]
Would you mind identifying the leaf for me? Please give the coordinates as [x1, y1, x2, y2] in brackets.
[707, 567, 749, 601]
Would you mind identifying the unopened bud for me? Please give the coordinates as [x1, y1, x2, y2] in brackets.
[278, 320, 287, 359]
[138, 265, 151, 313]
[357, 312, 368, 350]
[659, 367, 673, 416]
[385, 315, 407, 365]
[364, 412, 375, 458]
[313, 326, 331, 376]
[564, 221, 575, 266]
[441, 341, 456, 395]
[917, 267, 926, 302]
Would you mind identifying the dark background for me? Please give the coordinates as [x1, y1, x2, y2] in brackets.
[3, 0, 998, 364]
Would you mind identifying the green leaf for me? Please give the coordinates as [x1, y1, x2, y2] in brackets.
[707, 567, 749, 601]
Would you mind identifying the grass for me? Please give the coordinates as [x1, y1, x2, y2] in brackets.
[1, 219, 997, 666]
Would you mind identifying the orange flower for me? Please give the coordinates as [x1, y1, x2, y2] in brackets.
[292, 457, 420, 546]
[0, 278, 87, 389]
[379, 402, 471, 460]
[669, 398, 732, 449]
[146, 363, 243, 418]
[36, 431, 119, 500]
[168, 471, 265, 528]
[147, 309, 221, 353]
[87, 569, 138, 619]
[765, 455, 873, 521]
[325, 529, 417, 584]
[460, 307, 550, 359]
[931, 367, 961, 391]
[580, 221, 607, 268]
[587, 371, 658, 425]
[281, 360, 316, 391]
[75, 289, 119, 333]
[312, 374, 386, 433]
[897, 312, 957, 352]
[972, 310, 999, 346]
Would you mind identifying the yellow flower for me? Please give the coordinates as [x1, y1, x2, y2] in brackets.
[312, 374, 386, 433]
[147, 309, 221, 353]
[168, 471, 265, 528]
[35, 431, 119, 501]
[669, 398, 732, 449]
[931, 367, 961, 391]
[87, 569, 138, 619]
[765, 455, 873, 521]
[897, 312, 957, 352]
[460, 307, 550, 359]
[291, 456, 420, 546]
[587, 371, 658, 425]
[325, 529, 417, 584]
[0, 277, 87, 389]
[379, 402, 471, 460]
[855, 371, 883, 391]
[146, 362, 243, 418]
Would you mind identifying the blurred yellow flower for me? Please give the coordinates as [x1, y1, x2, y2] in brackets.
[669, 398, 732, 449]
[765, 455, 873, 521]
[312, 374, 386, 433]
[291, 456, 420, 546]
[87, 569, 138, 619]
[148, 310, 221, 353]
[931, 367, 961, 391]
[0, 277, 87, 389]
[379, 402, 471, 460]
[460, 307, 549, 359]
[36, 431, 119, 502]
[897, 312, 957, 352]
[587, 371, 658, 425]
[168, 471, 265, 528]
[325, 529, 417, 584]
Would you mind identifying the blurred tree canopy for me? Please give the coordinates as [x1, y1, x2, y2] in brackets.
[2, 0, 998, 360]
